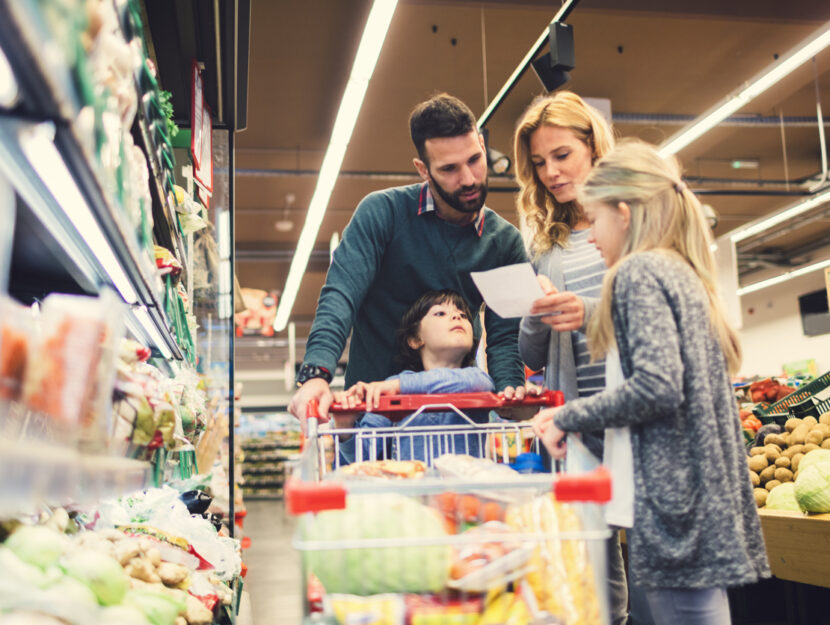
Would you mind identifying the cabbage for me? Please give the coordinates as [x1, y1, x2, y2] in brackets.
[61, 551, 129, 606]
[97, 606, 154, 625]
[794, 461, 830, 513]
[5, 526, 67, 570]
[302, 493, 451, 595]
[798, 449, 830, 475]
[0, 547, 58, 589]
[765, 482, 803, 512]
[123, 588, 187, 625]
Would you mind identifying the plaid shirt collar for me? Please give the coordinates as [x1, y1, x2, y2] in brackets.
[417, 182, 486, 237]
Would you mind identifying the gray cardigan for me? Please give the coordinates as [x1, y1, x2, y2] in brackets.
[554, 251, 770, 589]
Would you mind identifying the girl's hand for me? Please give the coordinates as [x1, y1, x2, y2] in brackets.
[530, 275, 585, 332]
[532, 407, 567, 459]
[341, 379, 401, 412]
[497, 384, 542, 420]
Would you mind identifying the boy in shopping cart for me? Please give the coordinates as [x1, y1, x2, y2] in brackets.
[330, 289, 499, 464]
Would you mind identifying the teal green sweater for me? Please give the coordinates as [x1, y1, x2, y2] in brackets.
[303, 183, 528, 390]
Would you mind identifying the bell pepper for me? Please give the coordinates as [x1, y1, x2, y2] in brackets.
[742, 415, 762, 432]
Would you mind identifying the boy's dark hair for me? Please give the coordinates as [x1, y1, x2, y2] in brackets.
[409, 93, 478, 165]
[395, 290, 477, 372]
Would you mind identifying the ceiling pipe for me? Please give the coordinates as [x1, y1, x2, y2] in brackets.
[810, 58, 828, 191]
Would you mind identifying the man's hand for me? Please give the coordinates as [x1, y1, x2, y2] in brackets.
[532, 407, 567, 459]
[530, 275, 585, 332]
[288, 377, 333, 433]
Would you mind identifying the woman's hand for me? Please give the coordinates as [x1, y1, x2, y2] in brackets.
[532, 407, 567, 459]
[497, 384, 542, 420]
[336, 379, 401, 413]
[530, 275, 585, 332]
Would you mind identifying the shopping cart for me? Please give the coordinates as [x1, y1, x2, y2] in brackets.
[286, 392, 613, 625]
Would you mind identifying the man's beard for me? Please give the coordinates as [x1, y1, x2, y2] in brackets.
[429, 172, 488, 214]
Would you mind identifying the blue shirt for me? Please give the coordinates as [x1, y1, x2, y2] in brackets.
[338, 367, 495, 465]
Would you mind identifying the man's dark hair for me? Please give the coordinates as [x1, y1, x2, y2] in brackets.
[409, 94, 477, 164]
[395, 290, 477, 372]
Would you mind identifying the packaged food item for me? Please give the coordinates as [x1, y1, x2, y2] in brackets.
[328, 594, 406, 625]
[22, 292, 124, 449]
[404, 594, 483, 625]
[339, 460, 427, 480]
[0, 296, 32, 402]
[447, 522, 533, 593]
[154, 246, 182, 277]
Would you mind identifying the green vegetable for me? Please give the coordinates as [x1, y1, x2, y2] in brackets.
[303, 493, 451, 595]
[0, 546, 58, 588]
[797, 449, 830, 475]
[123, 588, 187, 625]
[61, 551, 129, 606]
[765, 482, 803, 512]
[794, 462, 830, 513]
[5, 525, 67, 570]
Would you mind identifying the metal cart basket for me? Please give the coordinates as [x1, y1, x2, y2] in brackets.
[286, 392, 613, 625]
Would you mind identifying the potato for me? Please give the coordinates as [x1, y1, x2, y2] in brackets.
[774, 467, 794, 483]
[749, 455, 769, 472]
[754, 488, 768, 507]
[804, 443, 820, 453]
[783, 444, 804, 458]
[785, 418, 803, 433]
[806, 430, 824, 446]
[813, 423, 830, 439]
[820, 411, 830, 426]
[775, 456, 791, 468]
[764, 433, 788, 448]
[765, 479, 782, 491]
[749, 447, 767, 457]
[803, 416, 818, 428]
[760, 465, 776, 483]
[791, 453, 805, 472]
[763, 445, 782, 461]
[822, 438, 830, 450]
[750, 471, 760, 487]
[790, 424, 810, 445]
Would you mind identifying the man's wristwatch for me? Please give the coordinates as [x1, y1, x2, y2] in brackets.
[295, 363, 333, 388]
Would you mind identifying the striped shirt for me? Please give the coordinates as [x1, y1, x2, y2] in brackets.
[561, 229, 606, 397]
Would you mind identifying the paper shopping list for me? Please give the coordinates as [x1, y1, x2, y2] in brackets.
[470, 262, 546, 318]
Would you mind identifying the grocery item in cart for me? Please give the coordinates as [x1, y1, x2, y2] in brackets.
[506, 493, 601, 625]
[302, 493, 452, 595]
[447, 521, 534, 592]
[339, 459, 427, 480]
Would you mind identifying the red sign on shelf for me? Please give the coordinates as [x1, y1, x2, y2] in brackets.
[191, 59, 213, 205]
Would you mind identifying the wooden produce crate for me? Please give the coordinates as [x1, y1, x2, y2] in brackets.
[758, 509, 830, 588]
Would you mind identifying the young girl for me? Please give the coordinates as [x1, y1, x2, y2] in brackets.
[333, 289, 494, 464]
[532, 139, 770, 624]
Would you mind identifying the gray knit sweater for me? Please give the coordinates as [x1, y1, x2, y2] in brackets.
[554, 251, 770, 590]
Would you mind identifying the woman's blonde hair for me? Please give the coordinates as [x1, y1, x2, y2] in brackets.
[514, 91, 615, 255]
[580, 139, 741, 374]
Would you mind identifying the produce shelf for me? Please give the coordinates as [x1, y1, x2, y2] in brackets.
[758, 509, 830, 589]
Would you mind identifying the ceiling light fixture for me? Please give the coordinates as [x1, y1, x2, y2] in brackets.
[730, 188, 830, 243]
[659, 21, 830, 157]
[273, 0, 398, 332]
[737, 258, 830, 296]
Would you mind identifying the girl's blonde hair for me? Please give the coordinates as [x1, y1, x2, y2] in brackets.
[514, 91, 615, 255]
[580, 139, 742, 374]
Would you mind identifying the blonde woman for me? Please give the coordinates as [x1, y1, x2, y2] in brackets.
[513, 92, 650, 625]
[533, 139, 770, 625]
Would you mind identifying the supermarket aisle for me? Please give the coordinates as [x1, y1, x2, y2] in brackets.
[244, 499, 303, 625]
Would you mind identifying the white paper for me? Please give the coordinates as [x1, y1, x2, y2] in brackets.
[470, 262, 546, 318]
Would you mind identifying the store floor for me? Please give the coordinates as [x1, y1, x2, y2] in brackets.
[243, 499, 303, 625]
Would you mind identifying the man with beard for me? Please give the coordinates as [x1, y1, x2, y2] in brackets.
[290, 93, 529, 423]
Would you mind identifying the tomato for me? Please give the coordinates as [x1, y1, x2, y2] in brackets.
[458, 495, 481, 522]
[482, 501, 504, 523]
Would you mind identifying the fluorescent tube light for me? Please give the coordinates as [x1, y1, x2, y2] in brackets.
[19, 122, 139, 304]
[659, 21, 830, 157]
[730, 189, 830, 243]
[128, 306, 173, 359]
[274, 0, 398, 332]
[737, 258, 830, 296]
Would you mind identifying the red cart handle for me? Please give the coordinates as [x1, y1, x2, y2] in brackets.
[327, 389, 564, 418]
[553, 466, 612, 503]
